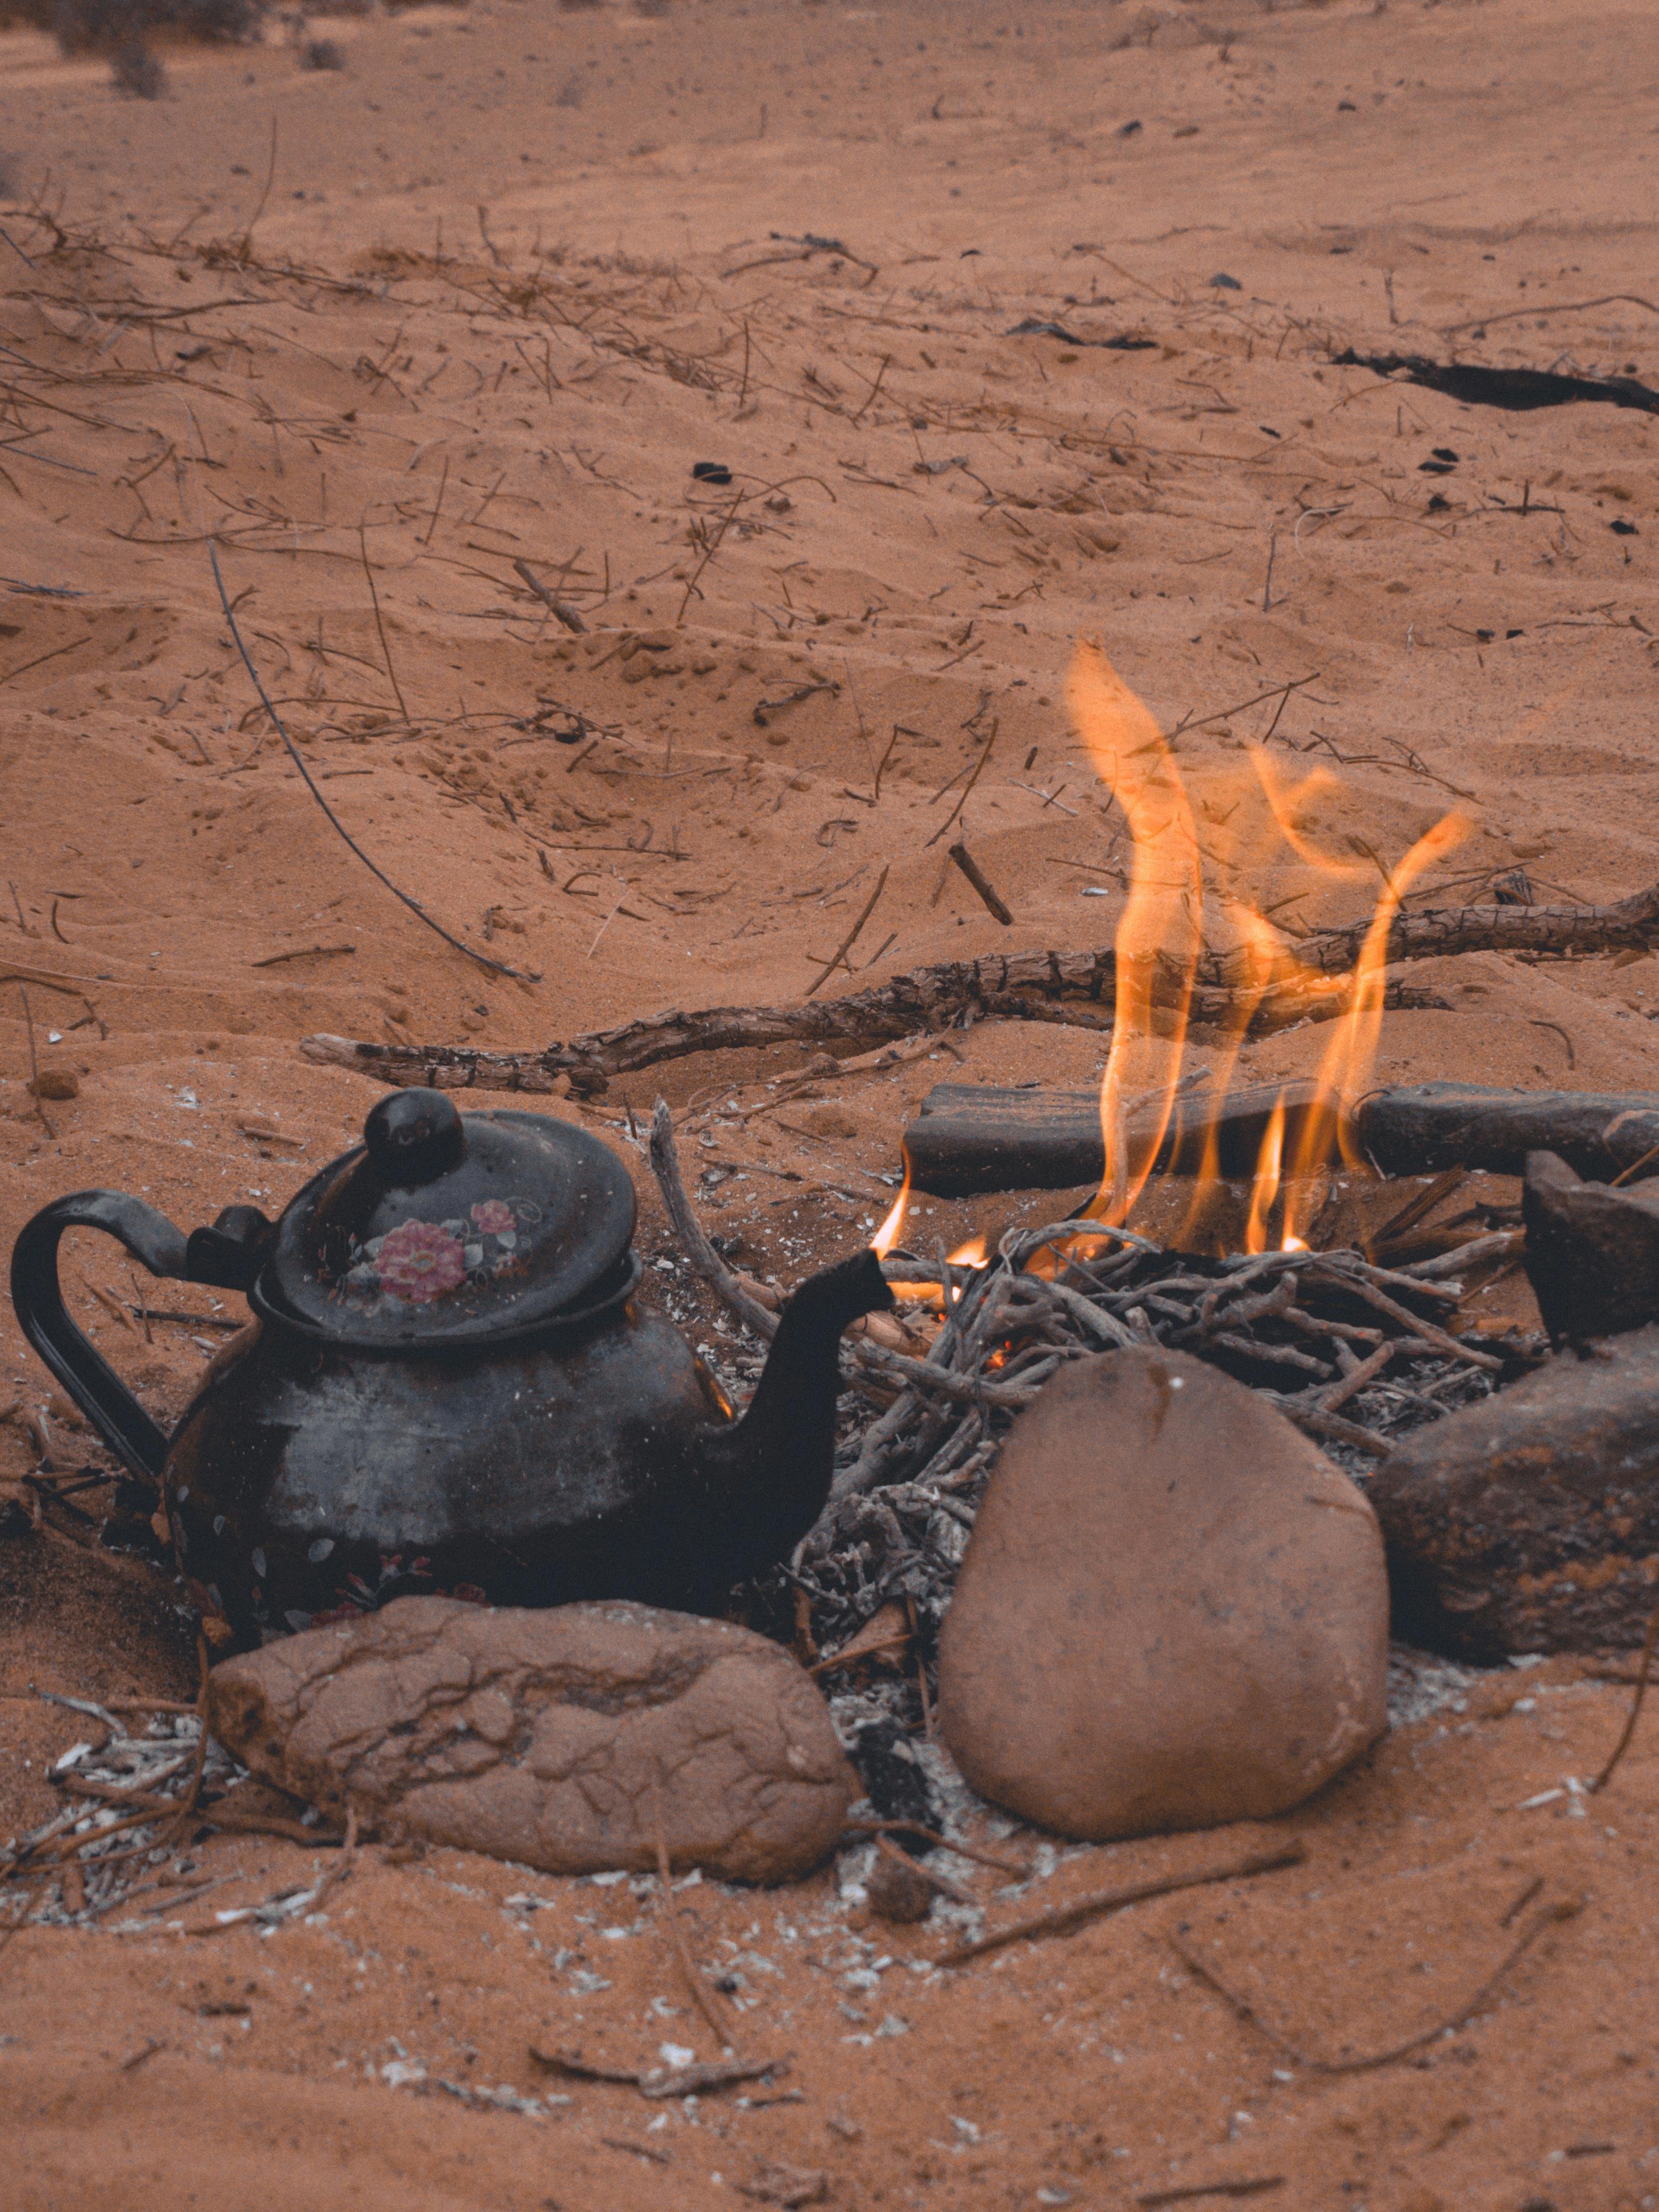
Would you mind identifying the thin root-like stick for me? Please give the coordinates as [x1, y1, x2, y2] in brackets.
[804, 865, 889, 998]
[938, 1841, 1307, 1967]
[873, 1828, 975, 1905]
[649, 1772, 742, 2052]
[357, 524, 410, 724]
[15, 985, 53, 1139]
[1171, 1895, 1584, 2074]
[1589, 1596, 1659, 1793]
[210, 542, 537, 983]
[648, 1100, 778, 1339]
[844, 1816, 1031, 1877]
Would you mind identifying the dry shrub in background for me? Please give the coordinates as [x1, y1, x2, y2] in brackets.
[50, 0, 267, 46]
[298, 31, 343, 67]
[110, 34, 165, 90]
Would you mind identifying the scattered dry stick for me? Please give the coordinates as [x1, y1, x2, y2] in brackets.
[649, 1774, 743, 2052]
[357, 524, 410, 725]
[937, 1841, 1307, 1968]
[1588, 1596, 1659, 1793]
[532, 2047, 788, 2099]
[1171, 1894, 1584, 2075]
[158, 1634, 212, 1849]
[649, 1100, 779, 1340]
[804, 865, 889, 999]
[14, 984, 53, 1138]
[842, 1817, 1031, 1879]
[210, 544, 537, 983]
[872, 1829, 975, 1906]
[1137, 2178, 1284, 2208]
[947, 841, 1014, 926]
[513, 558, 586, 632]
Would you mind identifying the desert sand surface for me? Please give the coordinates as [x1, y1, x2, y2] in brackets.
[2, 0, 1659, 2203]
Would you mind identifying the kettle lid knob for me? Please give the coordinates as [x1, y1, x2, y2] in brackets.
[363, 1087, 465, 1187]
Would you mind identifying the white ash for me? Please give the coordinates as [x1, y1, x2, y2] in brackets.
[1386, 1642, 1494, 1725]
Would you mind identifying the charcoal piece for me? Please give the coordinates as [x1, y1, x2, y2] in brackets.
[844, 1715, 936, 1845]
[1331, 348, 1659, 418]
[1368, 1326, 1659, 1658]
[1522, 1150, 1659, 1342]
[865, 1849, 932, 1922]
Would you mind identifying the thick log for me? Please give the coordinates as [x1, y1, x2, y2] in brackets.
[1358, 1083, 1659, 1180]
[903, 1081, 1342, 1198]
[1369, 1326, 1659, 1657]
[900, 1079, 1659, 1198]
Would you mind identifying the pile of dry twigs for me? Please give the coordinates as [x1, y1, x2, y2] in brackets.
[647, 1108, 1540, 1668]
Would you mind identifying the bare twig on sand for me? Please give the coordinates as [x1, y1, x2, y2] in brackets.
[649, 1100, 780, 1339]
[1588, 1597, 1659, 1793]
[649, 1772, 743, 2052]
[14, 984, 54, 1138]
[512, 558, 587, 632]
[357, 524, 410, 725]
[531, 2047, 790, 2099]
[1136, 2178, 1284, 2208]
[804, 866, 889, 998]
[1170, 1894, 1583, 2074]
[298, 870, 1659, 1098]
[210, 544, 538, 983]
[937, 1841, 1306, 1968]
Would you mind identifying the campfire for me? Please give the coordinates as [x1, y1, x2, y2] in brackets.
[638, 647, 1569, 1672]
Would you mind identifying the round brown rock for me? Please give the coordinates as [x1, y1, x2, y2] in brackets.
[208, 1594, 855, 1883]
[937, 1348, 1389, 1840]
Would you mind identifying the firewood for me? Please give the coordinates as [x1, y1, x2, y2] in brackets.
[899, 1080, 1659, 1199]
[904, 1081, 1338, 1198]
[299, 877, 1659, 1100]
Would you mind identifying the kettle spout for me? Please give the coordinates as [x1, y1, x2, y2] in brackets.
[692, 1248, 894, 1589]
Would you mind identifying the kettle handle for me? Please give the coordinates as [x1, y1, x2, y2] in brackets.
[8, 1191, 272, 1487]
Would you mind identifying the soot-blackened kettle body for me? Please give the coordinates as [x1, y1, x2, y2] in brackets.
[9, 1088, 894, 1646]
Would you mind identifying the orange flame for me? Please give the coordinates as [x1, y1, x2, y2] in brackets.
[1067, 642, 1203, 1225]
[869, 1155, 988, 1303]
[1276, 807, 1468, 1243]
[1243, 1092, 1287, 1255]
[870, 1150, 911, 1259]
[1053, 645, 1468, 1255]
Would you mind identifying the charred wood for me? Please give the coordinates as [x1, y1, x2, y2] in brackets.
[902, 1079, 1659, 1198]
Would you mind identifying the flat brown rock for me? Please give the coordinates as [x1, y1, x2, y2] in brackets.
[207, 1595, 855, 1883]
[1369, 1326, 1659, 1658]
[936, 1349, 1389, 1841]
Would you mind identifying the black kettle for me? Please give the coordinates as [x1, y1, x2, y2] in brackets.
[9, 1087, 894, 1646]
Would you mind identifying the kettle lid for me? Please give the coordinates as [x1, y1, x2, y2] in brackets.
[256, 1089, 637, 1348]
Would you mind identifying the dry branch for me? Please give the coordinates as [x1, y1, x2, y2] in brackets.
[299, 877, 1659, 1099]
[937, 1840, 1307, 1968]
